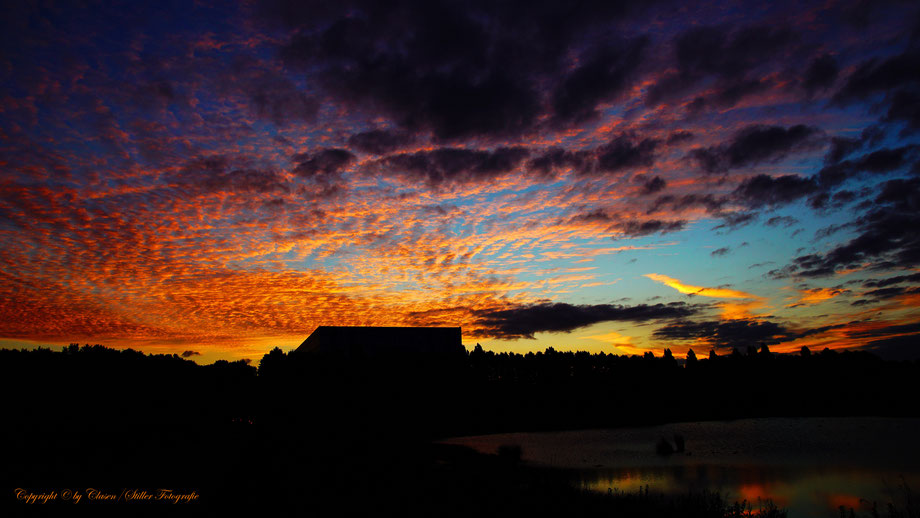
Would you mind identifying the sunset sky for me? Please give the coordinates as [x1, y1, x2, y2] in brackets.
[2, 0, 919, 363]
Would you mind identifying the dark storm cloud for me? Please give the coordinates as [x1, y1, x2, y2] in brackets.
[734, 174, 818, 207]
[885, 90, 920, 131]
[527, 148, 595, 176]
[814, 163, 855, 189]
[680, 24, 797, 76]
[666, 131, 695, 145]
[833, 51, 920, 103]
[179, 156, 289, 194]
[199, 55, 324, 128]
[267, 0, 660, 140]
[645, 24, 798, 107]
[620, 219, 686, 237]
[596, 134, 660, 173]
[862, 285, 920, 301]
[568, 209, 686, 237]
[856, 146, 916, 173]
[825, 137, 864, 166]
[655, 318, 846, 350]
[813, 223, 853, 242]
[130, 79, 184, 113]
[246, 75, 319, 127]
[527, 133, 661, 178]
[347, 129, 415, 155]
[278, 17, 536, 140]
[712, 211, 758, 231]
[818, 145, 920, 188]
[378, 147, 529, 186]
[690, 125, 823, 174]
[212, 168, 290, 194]
[472, 301, 701, 339]
[862, 273, 920, 288]
[653, 318, 795, 349]
[647, 194, 727, 214]
[292, 149, 356, 178]
[824, 126, 885, 165]
[833, 50, 920, 132]
[779, 177, 920, 277]
[765, 216, 799, 228]
[712, 78, 771, 107]
[802, 53, 839, 95]
[837, 0, 908, 29]
[568, 209, 615, 225]
[808, 188, 868, 211]
[687, 79, 772, 114]
[638, 175, 667, 195]
[550, 36, 649, 126]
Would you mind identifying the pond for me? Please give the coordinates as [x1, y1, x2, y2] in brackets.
[442, 417, 920, 517]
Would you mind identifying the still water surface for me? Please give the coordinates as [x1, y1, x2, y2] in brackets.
[444, 418, 920, 517]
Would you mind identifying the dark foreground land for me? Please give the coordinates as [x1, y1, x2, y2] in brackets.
[2, 344, 918, 516]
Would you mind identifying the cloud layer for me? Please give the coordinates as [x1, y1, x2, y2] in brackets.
[1, 0, 919, 360]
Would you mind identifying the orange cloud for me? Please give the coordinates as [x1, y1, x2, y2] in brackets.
[718, 300, 765, 320]
[644, 273, 768, 319]
[787, 287, 846, 307]
[644, 273, 760, 300]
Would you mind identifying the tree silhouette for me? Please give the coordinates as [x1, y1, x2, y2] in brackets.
[259, 346, 287, 378]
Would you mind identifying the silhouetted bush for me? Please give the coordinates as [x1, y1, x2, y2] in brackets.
[674, 434, 686, 453]
[497, 444, 523, 464]
[657, 437, 675, 455]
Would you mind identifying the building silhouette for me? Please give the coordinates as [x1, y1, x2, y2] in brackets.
[296, 326, 465, 358]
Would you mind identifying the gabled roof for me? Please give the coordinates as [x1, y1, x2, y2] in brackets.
[296, 326, 464, 357]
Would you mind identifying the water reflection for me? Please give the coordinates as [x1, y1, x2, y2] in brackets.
[576, 465, 916, 517]
[444, 418, 920, 517]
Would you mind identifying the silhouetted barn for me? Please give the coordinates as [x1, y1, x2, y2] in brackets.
[296, 326, 465, 358]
